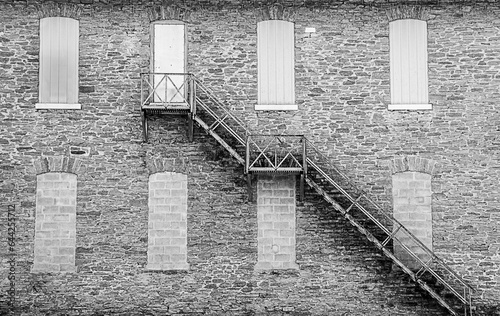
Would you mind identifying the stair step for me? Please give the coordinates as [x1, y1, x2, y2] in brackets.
[305, 177, 464, 316]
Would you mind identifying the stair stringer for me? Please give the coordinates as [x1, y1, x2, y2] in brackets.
[182, 75, 474, 316]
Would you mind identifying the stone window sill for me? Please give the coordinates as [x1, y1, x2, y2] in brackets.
[255, 104, 298, 111]
[36, 103, 81, 110]
[388, 103, 432, 111]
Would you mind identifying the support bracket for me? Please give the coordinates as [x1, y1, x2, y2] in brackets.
[141, 110, 149, 142]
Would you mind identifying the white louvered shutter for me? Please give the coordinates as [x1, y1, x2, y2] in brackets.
[389, 19, 430, 110]
[39, 17, 79, 107]
[257, 20, 296, 110]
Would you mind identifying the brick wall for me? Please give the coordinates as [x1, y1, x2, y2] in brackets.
[255, 174, 299, 270]
[147, 172, 189, 271]
[392, 171, 433, 269]
[32, 172, 77, 273]
[0, 0, 499, 315]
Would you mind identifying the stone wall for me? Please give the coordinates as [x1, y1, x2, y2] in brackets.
[0, 0, 499, 315]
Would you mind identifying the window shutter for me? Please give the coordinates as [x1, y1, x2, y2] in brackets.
[39, 17, 79, 107]
[389, 19, 430, 110]
[257, 20, 296, 110]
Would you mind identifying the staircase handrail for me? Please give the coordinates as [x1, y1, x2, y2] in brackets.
[186, 76, 474, 314]
[304, 139, 474, 295]
[192, 76, 249, 146]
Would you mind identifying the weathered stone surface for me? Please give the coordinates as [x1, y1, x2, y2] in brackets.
[0, 1, 499, 315]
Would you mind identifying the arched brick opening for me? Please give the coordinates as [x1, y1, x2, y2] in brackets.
[390, 156, 436, 269]
[32, 156, 82, 273]
[146, 158, 189, 271]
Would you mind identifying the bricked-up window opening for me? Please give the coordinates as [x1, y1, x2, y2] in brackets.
[389, 19, 431, 110]
[150, 21, 187, 104]
[255, 175, 299, 270]
[256, 20, 296, 111]
[147, 172, 189, 271]
[32, 172, 77, 273]
[392, 171, 432, 269]
[36, 17, 80, 110]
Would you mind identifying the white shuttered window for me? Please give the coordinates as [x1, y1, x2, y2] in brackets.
[37, 17, 80, 110]
[257, 20, 296, 111]
[389, 19, 430, 110]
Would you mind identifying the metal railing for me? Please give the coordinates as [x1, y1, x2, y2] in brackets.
[245, 135, 306, 173]
[138, 72, 474, 315]
[140, 72, 195, 112]
[304, 139, 474, 316]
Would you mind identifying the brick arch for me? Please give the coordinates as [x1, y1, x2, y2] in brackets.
[386, 4, 429, 22]
[256, 3, 296, 22]
[147, 4, 191, 23]
[146, 157, 191, 175]
[389, 156, 437, 175]
[36, 3, 82, 20]
[33, 156, 83, 175]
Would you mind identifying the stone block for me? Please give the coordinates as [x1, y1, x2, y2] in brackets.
[39, 173, 61, 181]
[149, 181, 166, 189]
[274, 238, 292, 246]
[37, 197, 55, 206]
[273, 205, 291, 213]
[279, 198, 295, 204]
[275, 254, 291, 262]
[393, 197, 409, 205]
[170, 238, 186, 246]
[262, 229, 279, 238]
[53, 181, 72, 189]
[149, 213, 167, 221]
[165, 214, 182, 222]
[154, 189, 171, 197]
[258, 189, 274, 197]
[153, 221, 172, 230]
[170, 189, 187, 197]
[258, 254, 274, 262]
[171, 254, 187, 263]
[165, 197, 183, 205]
[43, 239, 61, 247]
[164, 246, 181, 254]
[59, 206, 76, 214]
[273, 221, 290, 230]
[262, 197, 282, 205]
[153, 238, 170, 245]
[59, 264, 76, 273]
[149, 197, 165, 206]
[279, 230, 294, 237]
[170, 205, 187, 213]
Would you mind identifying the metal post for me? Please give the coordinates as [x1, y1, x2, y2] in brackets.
[246, 135, 252, 202]
[188, 75, 195, 142]
[247, 173, 252, 202]
[300, 137, 307, 201]
[140, 73, 143, 111]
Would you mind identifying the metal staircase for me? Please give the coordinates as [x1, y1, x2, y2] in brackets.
[139, 73, 474, 316]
